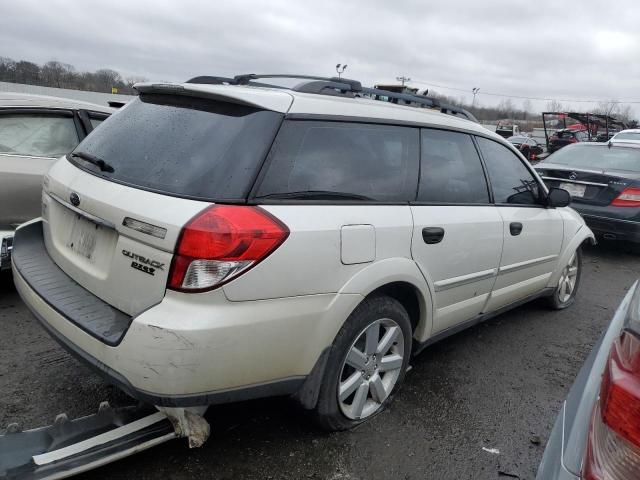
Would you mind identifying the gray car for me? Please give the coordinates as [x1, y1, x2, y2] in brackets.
[0, 93, 113, 269]
[537, 279, 640, 479]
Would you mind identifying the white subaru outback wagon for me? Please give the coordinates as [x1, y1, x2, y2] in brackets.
[12, 75, 593, 433]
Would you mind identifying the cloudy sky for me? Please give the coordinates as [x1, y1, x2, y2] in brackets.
[3, 0, 639, 114]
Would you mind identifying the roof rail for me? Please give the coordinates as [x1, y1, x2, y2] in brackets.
[185, 73, 477, 123]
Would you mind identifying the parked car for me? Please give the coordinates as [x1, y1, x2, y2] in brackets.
[548, 129, 589, 153]
[537, 280, 640, 479]
[535, 143, 640, 243]
[507, 135, 544, 162]
[11, 76, 593, 438]
[496, 123, 520, 138]
[0, 93, 113, 270]
[611, 128, 640, 145]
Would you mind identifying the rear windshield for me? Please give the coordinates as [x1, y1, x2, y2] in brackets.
[70, 94, 283, 201]
[544, 144, 640, 172]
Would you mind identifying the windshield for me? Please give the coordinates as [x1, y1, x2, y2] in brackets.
[544, 144, 640, 172]
[70, 94, 283, 201]
[614, 132, 640, 141]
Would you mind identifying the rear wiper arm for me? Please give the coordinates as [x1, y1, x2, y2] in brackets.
[70, 152, 115, 173]
[254, 190, 374, 201]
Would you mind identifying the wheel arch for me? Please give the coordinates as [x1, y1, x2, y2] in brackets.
[547, 224, 595, 289]
[338, 257, 433, 342]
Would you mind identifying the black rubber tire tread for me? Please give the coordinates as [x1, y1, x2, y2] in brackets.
[546, 247, 583, 310]
[312, 295, 412, 431]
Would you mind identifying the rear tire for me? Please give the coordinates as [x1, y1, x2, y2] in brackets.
[547, 247, 582, 310]
[313, 295, 412, 431]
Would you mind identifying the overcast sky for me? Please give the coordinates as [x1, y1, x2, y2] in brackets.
[3, 0, 639, 115]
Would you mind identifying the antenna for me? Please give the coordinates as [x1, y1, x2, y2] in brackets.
[396, 76, 411, 87]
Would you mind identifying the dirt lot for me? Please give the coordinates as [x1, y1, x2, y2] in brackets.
[1, 241, 639, 479]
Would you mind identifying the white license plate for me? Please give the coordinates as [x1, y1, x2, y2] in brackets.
[560, 182, 586, 198]
[67, 215, 99, 260]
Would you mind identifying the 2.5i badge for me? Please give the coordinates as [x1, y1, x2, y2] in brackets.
[122, 249, 165, 276]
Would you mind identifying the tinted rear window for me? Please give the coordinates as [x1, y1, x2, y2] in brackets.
[544, 144, 640, 172]
[418, 129, 489, 204]
[254, 121, 419, 202]
[70, 94, 283, 201]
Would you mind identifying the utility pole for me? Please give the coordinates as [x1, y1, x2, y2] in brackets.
[336, 64, 347, 79]
[472, 87, 480, 107]
[396, 75, 411, 86]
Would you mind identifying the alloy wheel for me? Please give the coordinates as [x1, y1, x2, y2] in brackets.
[337, 318, 404, 420]
[557, 252, 579, 303]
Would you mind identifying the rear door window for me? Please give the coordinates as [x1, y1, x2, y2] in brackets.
[476, 137, 541, 205]
[418, 129, 490, 204]
[71, 94, 284, 201]
[0, 113, 78, 158]
[254, 121, 419, 202]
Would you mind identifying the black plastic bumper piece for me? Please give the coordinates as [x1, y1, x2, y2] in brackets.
[0, 404, 174, 480]
[12, 221, 132, 346]
[579, 213, 640, 243]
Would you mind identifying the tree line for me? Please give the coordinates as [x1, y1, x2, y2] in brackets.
[1, 56, 636, 126]
[0, 57, 147, 94]
[429, 91, 637, 127]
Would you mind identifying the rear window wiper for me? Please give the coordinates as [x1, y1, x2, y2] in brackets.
[70, 152, 115, 173]
[254, 190, 374, 201]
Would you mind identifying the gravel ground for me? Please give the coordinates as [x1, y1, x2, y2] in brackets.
[1, 240, 639, 479]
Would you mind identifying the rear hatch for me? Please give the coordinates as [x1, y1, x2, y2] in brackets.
[41, 88, 288, 316]
[536, 145, 640, 206]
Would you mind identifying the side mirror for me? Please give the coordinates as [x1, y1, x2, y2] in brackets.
[547, 187, 571, 208]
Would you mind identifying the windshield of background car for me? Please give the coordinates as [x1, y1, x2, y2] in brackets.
[614, 132, 640, 141]
[70, 94, 283, 201]
[544, 144, 640, 172]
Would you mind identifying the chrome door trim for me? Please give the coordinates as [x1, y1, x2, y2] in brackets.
[434, 268, 497, 292]
[498, 254, 558, 274]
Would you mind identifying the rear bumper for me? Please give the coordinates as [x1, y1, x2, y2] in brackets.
[575, 212, 640, 242]
[13, 221, 360, 407]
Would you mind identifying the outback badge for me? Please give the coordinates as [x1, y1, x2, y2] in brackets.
[122, 249, 165, 276]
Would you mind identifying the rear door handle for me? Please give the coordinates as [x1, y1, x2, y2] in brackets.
[510, 222, 523, 236]
[422, 227, 445, 244]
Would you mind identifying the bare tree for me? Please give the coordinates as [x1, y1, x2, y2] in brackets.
[125, 75, 148, 88]
[545, 99, 563, 112]
[94, 68, 123, 92]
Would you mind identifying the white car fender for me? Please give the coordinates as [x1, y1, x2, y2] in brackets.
[547, 224, 595, 289]
[337, 256, 434, 342]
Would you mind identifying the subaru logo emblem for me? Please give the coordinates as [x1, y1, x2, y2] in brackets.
[70, 192, 80, 207]
[569, 172, 578, 180]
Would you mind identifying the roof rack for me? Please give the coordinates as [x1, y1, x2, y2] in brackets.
[185, 74, 477, 122]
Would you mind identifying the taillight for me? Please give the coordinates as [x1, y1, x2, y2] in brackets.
[611, 187, 640, 207]
[168, 205, 289, 292]
[583, 331, 640, 479]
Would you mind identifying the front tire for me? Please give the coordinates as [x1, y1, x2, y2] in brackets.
[313, 295, 412, 431]
[547, 247, 582, 310]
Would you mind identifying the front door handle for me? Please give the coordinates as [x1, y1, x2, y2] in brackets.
[510, 222, 523, 236]
[422, 227, 445, 244]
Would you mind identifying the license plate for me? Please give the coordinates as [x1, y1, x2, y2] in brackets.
[560, 182, 586, 198]
[67, 215, 99, 260]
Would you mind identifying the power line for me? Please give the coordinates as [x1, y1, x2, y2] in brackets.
[410, 79, 640, 104]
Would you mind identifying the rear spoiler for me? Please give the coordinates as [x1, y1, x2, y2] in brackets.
[133, 82, 293, 113]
